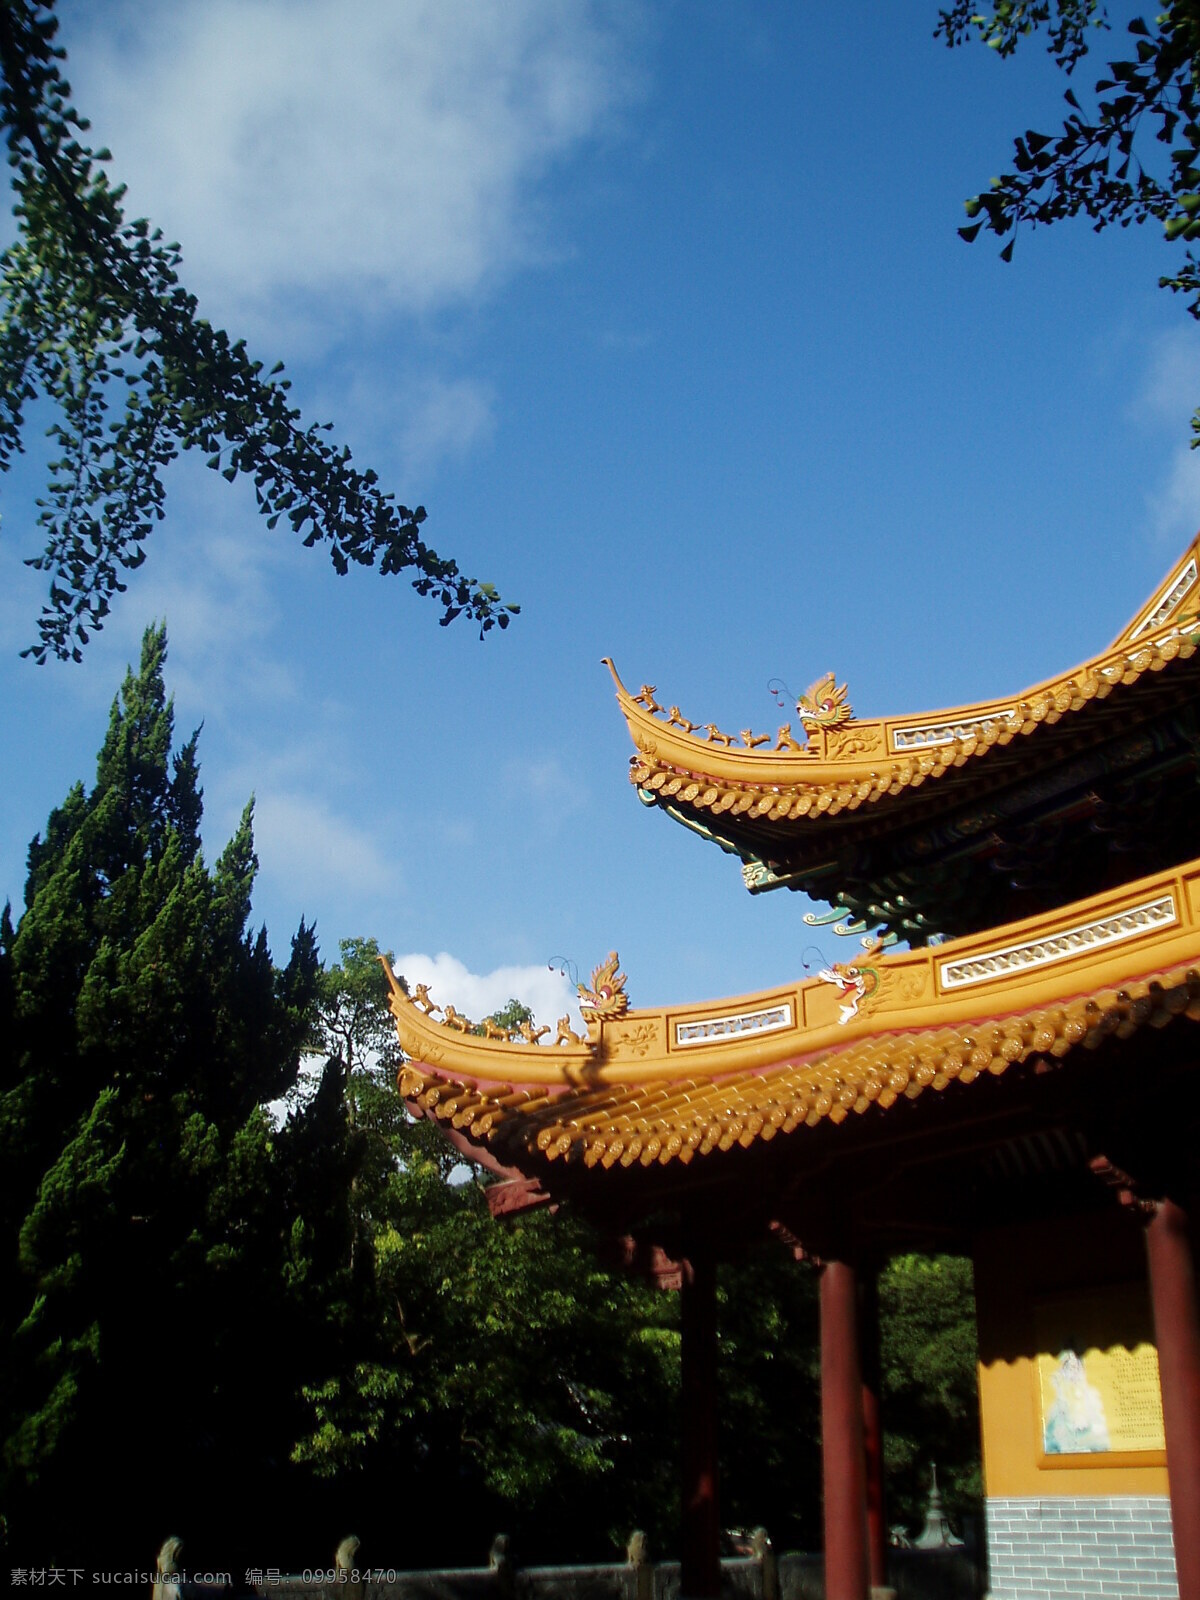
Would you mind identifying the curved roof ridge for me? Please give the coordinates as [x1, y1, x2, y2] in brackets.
[605, 538, 1200, 863]
[401, 956, 1200, 1171]
[388, 857, 1200, 1093]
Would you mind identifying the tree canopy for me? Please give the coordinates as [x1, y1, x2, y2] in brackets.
[291, 939, 684, 1566]
[0, 1, 517, 662]
[0, 624, 321, 1562]
[878, 1254, 980, 1534]
[0, 820, 981, 1565]
[941, 2, 1200, 440]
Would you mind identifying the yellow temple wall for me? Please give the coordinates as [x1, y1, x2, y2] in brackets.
[974, 1209, 1168, 1499]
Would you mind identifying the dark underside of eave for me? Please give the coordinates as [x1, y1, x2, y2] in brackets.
[476, 1017, 1200, 1264]
[652, 679, 1200, 943]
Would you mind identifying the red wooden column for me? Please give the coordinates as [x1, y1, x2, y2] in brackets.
[1145, 1198, 1200, 1600]
[821, 1257, 870, 1600]
[859, 1267, 889, 1593]
[680, 1244, 721, 1599]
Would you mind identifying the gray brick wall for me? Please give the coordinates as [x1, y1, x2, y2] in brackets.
[985, 1495, 1176, 1599]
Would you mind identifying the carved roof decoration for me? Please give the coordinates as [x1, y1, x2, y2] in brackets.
[389, 858, 1200, 1170]
[609, 533, 1200, 939]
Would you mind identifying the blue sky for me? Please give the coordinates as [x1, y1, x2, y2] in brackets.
[2, 0, 1197, 1030]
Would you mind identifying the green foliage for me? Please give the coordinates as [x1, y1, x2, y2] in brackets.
[717, 1246, 822, 1552]
[937, 1, 1106, 68]
[940, 2, 1200, 443]
[879, 1254, 981, 1535]
[0, 763, 985, 1565]
[0, 827, 986, 1564]
[715, 1248, 980, 1549]
[290, 949, 680, 1565]
[0, 624, 320, 1561]
[312, 937, 404, 1078]
[0, 2, 517, 662]
[473, 996, 535, 1036]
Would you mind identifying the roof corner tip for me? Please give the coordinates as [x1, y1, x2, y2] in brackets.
[377, 952, 403, 997]
[1111, 528, 1200, 648]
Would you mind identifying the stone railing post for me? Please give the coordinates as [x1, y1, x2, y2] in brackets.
[751, 1526, 778, 1600]
[152, 1536, 184, 1600]
[627, 1529, 654, 1600]
[336, 1534, 363, 1599]
[490, 1532, 516, 1598]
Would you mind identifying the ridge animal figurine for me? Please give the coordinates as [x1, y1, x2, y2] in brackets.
[411, 982, 439, 1014]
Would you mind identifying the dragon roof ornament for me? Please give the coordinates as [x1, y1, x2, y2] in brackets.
[578, 951, 629, 1021]
[795, 671, 853, 734]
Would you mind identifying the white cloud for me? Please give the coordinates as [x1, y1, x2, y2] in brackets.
[68, 0, 638, 335]
[399, 375, 496, 475]
[1145, 443, 1200, 551]
[501, 753, 587, 820]
[0, 484, 291, 723]
[390, 950, 582, 1031]
[254, 790, 402, 904]
[1135, 330, 1200, 549]
[1136, 328, 1200, 427]
[122, 531, 277, 659]
[90, 516, 298, 722]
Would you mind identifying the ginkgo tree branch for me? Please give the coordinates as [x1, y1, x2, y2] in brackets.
[0, 0, 517, 661]
[939, 2, 1200, 433]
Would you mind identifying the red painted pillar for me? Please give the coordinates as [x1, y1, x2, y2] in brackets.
[680, 1246, 720, 1598]
[859, 1269, 889, 1592]
[1145, 1199, 1200, 1600]
[821, 1257, 870, 1600]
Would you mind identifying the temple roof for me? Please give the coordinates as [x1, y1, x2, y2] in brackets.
[610, 535, 1200, 941]
[389, 857, 1200, 1190]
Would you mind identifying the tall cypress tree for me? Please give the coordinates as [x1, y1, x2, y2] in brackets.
[0, 626, 319, 1565]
